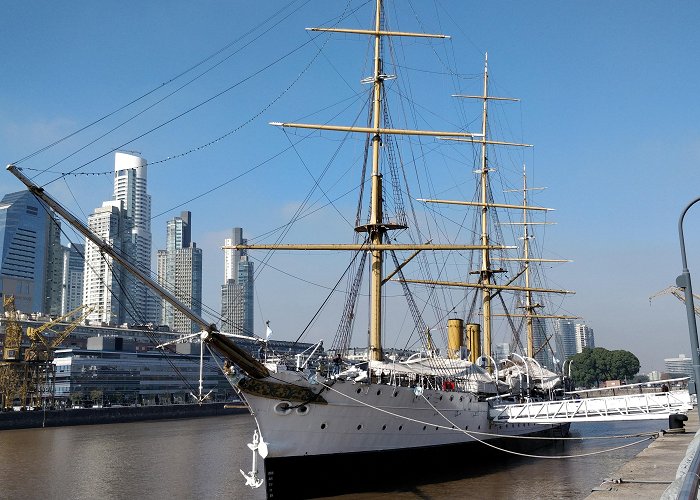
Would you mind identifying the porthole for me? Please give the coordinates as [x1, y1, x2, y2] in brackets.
[382, 424, 386, 430]
[399, 425, 403, 431]
[296, 405, 309, 416]
[435, 427, 439, 431]
[465, 425, 468, 430]
[356, 388, 362, 394]
[321, 423, 327, 430]
[357, 424, 363, 431]
[393, 391, 398, 397]
[439, 395, 443, 401]
[274, 401, 292, 416]
[377, 390, 381, 396]
[423, 425, 427, 431]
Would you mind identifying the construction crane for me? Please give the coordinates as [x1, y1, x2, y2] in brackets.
[23, 305, 93, 408]
[25, 304, 93, 362]
[2, 295, 23, 361]
[0, 300, 93, 410]
[1, 295, 26, 410]
[649, 286, 700, 317]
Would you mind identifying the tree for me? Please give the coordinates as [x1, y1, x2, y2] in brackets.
[570, 347, 640, 388]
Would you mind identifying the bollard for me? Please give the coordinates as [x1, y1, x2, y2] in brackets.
[668, 413, 688, 433]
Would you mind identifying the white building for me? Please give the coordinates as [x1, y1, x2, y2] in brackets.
[113, 152, 156, 324]
[221, 228, 254, 336]
[83, 201, 129, 325]
[575, 323, 595, 353]
[665, 354, 693, 381]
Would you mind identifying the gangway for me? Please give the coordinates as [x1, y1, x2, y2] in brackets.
[490, 390, 692, 424]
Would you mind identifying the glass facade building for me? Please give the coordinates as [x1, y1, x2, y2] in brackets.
[0, 190, 61, 314]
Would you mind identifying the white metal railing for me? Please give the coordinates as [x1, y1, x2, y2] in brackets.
[490, 390, 693, 423]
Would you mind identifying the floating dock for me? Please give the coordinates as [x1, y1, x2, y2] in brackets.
[588, 410, 699, 498]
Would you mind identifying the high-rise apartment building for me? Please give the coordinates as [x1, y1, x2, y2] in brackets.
[532, 317, 553, 369]
[0, 190, 62, 314]
[82, 152, 156, 326]
[113, 152, 156, 324]
[61, 243, 85, 314]
[221, 228, 254, 336]
[83, 201, 132, 325]
[575, 323, 595, 353]
[157, 211, 202, 333]
[555, 319, 577, 360]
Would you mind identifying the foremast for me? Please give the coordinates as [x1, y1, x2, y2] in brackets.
[232, 0, 490, 362]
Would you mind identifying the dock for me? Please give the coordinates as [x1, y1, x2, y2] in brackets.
[588, 410, 699, 498]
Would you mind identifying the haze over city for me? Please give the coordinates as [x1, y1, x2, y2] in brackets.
[2, 1, 700, 373]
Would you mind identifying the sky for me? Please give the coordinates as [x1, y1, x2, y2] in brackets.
[2, 1, 700, 373]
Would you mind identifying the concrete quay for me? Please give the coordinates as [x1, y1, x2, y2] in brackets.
[587, 410, 699, 499]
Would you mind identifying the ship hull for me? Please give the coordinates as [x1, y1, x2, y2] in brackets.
[262, 421, 569, 499]
[238, 372, 569, 498]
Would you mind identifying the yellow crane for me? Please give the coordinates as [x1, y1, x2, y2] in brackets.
[1, 295, 25, 409]
[649, 286, 700, 317]
[23, 305, 93, 408]
[25, 304, 93, 362]
[2, 295, 23, 361]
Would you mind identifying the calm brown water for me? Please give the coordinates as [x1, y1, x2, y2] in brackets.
[0, 414, 666, 499]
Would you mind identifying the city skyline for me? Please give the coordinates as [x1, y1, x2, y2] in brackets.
[2, 2, 700, 371]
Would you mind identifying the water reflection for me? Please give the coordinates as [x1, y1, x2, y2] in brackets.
[0, 415, 664, 499]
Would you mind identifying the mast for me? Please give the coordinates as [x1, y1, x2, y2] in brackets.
[241, 1, 479, 364]
[368, 0, 384, 361]
[521, 165, 538, 358]
[478, 54, 493, 367]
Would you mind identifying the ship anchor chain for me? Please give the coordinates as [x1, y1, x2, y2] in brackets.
[240, 429, 268, 489]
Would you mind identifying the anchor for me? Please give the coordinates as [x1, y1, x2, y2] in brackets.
[240, 429, 268, 489]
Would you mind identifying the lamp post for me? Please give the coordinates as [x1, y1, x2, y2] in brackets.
[677, 196, 700, 420]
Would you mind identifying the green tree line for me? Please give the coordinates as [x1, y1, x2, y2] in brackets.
[570, 347, 640, 388]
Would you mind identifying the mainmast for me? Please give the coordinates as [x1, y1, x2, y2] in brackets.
[233, 0, 490, 363]
[478, 55, 494, 366]
[368, 0, 385, 361]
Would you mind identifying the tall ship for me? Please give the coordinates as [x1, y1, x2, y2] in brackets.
[7, 1, 692, 499]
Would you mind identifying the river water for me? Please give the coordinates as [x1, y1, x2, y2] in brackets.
[0, 414, 666, 499]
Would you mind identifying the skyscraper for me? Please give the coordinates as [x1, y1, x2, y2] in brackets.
[157, 211, 202, 333]
[532, 317, 553, 369]
[82, 152, 156, 326]
[555, 319, 577, 360]
[575, 323, 595, 353]
[61, 243, 85, 314]
[0, 190, 61, 314]
[221, 228, 254, 336]
[113, 152, 155, 324]
[83, 201, 131, 325]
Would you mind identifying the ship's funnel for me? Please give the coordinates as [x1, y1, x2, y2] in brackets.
[466, 323, 481, 363]
[447, 318, 464, 359]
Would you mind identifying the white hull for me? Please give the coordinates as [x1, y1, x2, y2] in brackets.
[239, 371, 559, 459]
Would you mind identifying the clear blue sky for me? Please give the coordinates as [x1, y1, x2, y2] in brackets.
[2, 1, 700, 372]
